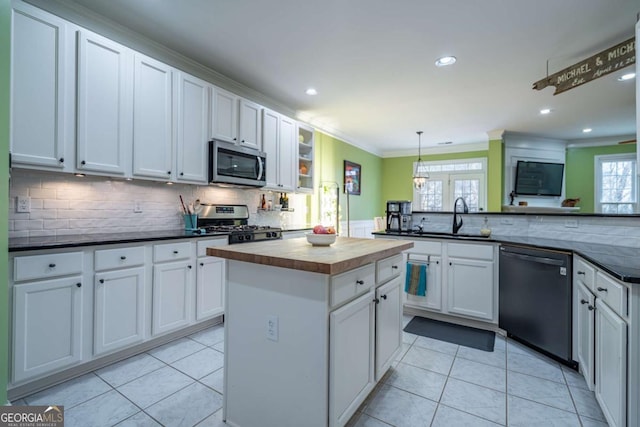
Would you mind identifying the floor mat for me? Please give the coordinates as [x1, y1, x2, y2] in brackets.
[404, 316, 495, 352]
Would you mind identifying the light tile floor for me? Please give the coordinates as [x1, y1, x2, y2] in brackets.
[11, 317, 609, 426]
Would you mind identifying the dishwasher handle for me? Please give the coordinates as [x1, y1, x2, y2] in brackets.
[500, 250, 565, 266]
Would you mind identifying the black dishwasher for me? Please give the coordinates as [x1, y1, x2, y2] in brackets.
[499, 244, 576, 368]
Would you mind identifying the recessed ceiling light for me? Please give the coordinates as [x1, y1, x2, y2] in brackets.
[618, 72, 636, 81]
[583, 128, 593, 133]
[539, 108, 551, 115]
[435, 56, 457, 67]
[305, 88, 318, 96]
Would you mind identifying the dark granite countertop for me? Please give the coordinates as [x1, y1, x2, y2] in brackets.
[8, 229, 229, 252]
[373, 231, 640, 284]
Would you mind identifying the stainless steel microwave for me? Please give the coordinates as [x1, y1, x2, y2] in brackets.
[208, 139, 266, 188]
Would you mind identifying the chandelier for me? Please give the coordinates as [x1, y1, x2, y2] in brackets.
[412, 131, 429, 192]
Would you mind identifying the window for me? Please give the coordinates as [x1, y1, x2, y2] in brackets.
[413, 158, 487, 211]
[595, 154, 637, 214]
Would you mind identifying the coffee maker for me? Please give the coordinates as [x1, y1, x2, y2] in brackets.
[400, 201, 412, 231]
[386, 200, 412, 232]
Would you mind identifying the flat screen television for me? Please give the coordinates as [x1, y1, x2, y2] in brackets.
[514, 161, 564, 196]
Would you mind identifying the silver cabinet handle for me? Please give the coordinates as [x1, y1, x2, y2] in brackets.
[597, 287, 608, 292]
[577, 271, 585, 275]
[391, 265, 399, 270]
[120, 256, 127, 260]
[356, 280, 364, 285]
[588, 305, 595, 311]
[580, 299, 588, 304]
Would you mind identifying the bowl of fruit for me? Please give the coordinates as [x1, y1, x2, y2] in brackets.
[306, 225, 337, 246]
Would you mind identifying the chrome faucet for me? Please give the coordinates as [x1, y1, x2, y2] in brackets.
[452, 197, 469, 234]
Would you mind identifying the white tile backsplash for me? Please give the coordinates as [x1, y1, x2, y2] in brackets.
[8, 170, 309, 238]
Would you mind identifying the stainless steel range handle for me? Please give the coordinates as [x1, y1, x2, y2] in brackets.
[257, 156, 264, 180]
[500, 250, 565, 266]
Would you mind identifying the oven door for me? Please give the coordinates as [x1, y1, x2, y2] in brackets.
[209, 139, 266, 187]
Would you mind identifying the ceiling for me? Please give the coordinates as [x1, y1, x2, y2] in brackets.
[62, 0, 637, 155]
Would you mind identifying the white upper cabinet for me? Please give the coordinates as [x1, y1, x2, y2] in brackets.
[10, 3, 74, 171]
[132, 53, 174, 180]
[175, 72, 210, 183]
[211, 86, 262, 150]
[76, 30, 132, 175]
[262, 109, 296, 191]
[238, 98, 262, 150]
[211, 87, 237, 143]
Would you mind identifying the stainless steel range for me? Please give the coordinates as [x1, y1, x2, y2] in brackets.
[196, 204, 282, 244]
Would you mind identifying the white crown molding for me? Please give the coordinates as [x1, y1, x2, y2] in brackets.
[382, 141, 489, 158]
[487, 129, 505, 140]
[566, 134, 636, 148]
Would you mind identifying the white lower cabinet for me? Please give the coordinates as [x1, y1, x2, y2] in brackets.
[152, 260, 194, 335]
[575, 281, 595, 389]
[13, 277, 83, 382]
[375, 276, 402, 379]
[196, 257, 225, 320]
[595, 298, 627, 427]
[393, 237, 497, 323]
[94, 267, 145, 355]
[447, 257, 494, 320]
[573, 255, 633, 427]
[329, 289, 375, 427]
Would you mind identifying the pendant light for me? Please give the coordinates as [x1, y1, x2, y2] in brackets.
[412, 131, 429, 192]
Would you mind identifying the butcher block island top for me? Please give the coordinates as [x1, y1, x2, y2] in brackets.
[206, 236, 414, 275]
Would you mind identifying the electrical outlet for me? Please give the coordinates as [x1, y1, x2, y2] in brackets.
[267, 315, 279, 342]
[16, 196, 31, 213]
[565, 219, 578, 228]
[133, 200, 143, 213]
[500, 218, 514, 225]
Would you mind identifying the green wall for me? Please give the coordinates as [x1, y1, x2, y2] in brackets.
[381, 150, 494, 212]
[565, 144, 636, 213]
[487, 139, 503, 212]
[1, 0, 10, 405]
[315, 132, 383, 221]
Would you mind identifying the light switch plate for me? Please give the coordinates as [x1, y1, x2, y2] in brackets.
[267, 315, 279, 342]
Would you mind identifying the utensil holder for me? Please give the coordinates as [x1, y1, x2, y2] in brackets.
[183, 214, 197, 231]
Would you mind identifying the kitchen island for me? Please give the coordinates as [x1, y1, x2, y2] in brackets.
[207, 237, 413, 427]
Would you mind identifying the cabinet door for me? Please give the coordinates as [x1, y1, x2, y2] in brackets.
[595, 298, 627, 427]
[576, 281, 595, 390]
[94, 267, 145, 356]
[329, 290, 375, 427]
[262, 109, 280, 189]
[447, 257, 494, 320]
[132, 53, 173, 180]
[375, 277, 402, 380]
[238, 98, 262, 150]
[196, 257, 225, 320]
[77, 31, 132, 175]
[278, 115, 296, 192]
[211, 87, 237, 143]
[11, 4, 71, 170]
[13, 277, 83, 382]
[405, 256, 442, 311]
[152, 261, 193, 335]
[176, 72, 209, 183]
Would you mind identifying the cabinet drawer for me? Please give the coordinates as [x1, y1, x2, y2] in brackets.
[376, 254, 402, 285]
[153, 241, 192, 263]
[595, 272, 627, 317]
[574, 257, 596, 291]
[95, 246, 145, 271]
[410, 240, 442, 255]
[449, 243, 494, 260]
[196, 238, 228, 257]
[14, 252, 83, 282]
[330, 264, 375, 308]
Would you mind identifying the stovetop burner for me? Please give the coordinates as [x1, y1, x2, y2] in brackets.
[196, 204, 282, 243]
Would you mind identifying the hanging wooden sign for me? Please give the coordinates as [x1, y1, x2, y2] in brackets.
[533, 37, 635, 95]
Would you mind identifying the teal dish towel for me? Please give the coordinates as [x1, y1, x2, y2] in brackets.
[405, 262, 427, 296]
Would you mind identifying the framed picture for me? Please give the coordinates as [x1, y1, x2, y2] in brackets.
[344, 160, 361, 195]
